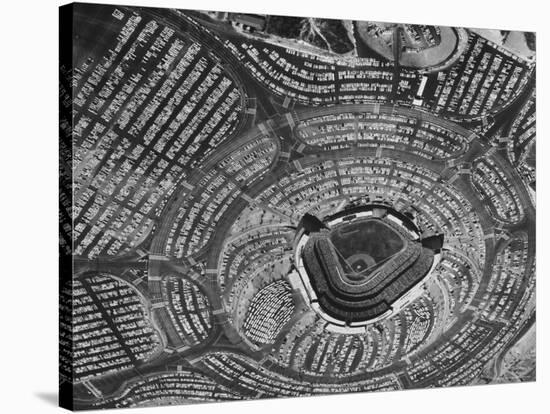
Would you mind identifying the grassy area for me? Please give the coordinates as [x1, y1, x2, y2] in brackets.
[329, 219, 404, 273]
[73, 4, 127, 68]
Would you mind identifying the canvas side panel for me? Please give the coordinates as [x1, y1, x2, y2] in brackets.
[59, 2, 75, 411]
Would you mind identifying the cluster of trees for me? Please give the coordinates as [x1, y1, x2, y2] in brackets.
[524, 32, 536, 51]
[266, 16, 354, 54]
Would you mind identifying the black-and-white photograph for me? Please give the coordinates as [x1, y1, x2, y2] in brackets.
[58, 1, 536, 411]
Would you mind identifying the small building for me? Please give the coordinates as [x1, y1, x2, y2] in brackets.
[230, 13, 266, 32]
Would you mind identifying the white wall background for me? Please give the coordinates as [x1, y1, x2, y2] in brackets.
[0, 0, 547, 412]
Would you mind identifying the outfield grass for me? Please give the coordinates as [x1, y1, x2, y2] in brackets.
[329, 219, 404, 273]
